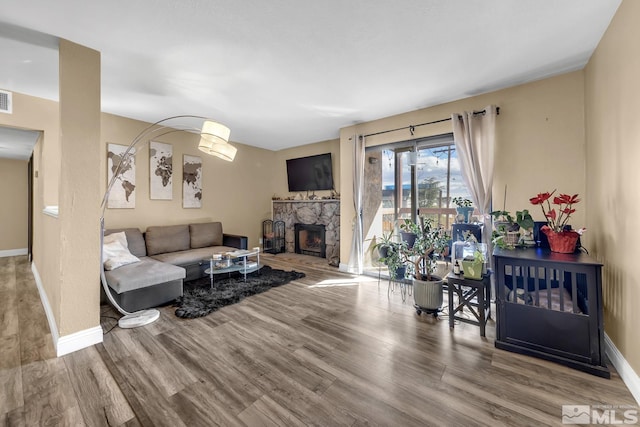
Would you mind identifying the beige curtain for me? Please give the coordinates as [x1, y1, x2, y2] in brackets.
[451, 105, 497, 247]
[347, 134, 365, 274]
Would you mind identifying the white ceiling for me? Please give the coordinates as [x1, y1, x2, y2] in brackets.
[0, 0, 621, 159]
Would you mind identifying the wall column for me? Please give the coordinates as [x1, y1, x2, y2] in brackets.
[58, 39, 101, 337]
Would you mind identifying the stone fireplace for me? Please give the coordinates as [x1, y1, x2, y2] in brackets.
[271, 200, 340, 266]
[294, 223, 326, 258]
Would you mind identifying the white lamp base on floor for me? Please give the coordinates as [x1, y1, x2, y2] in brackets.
[117, 309, 160, 329]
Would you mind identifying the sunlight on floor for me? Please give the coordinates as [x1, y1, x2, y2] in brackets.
[308, 276, 379, 288]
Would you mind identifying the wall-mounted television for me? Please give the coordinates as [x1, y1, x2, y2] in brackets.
[286, 153, 334, 192]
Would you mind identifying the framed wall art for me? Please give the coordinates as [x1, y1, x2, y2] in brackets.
[149, 141, 173, 200]
[182, 154, 202, 208]
[106, 143, 136, 208]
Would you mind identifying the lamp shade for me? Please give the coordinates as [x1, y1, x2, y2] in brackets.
[198, 137, 237, 161]
[200, 120, 230, 144]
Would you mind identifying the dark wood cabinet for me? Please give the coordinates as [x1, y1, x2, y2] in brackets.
[493, 247, 609, 378]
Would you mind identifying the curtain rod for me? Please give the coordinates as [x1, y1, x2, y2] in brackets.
[361, 106, 500, 139]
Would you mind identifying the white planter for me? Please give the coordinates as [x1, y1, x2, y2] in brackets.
[413, 275, 444, 312]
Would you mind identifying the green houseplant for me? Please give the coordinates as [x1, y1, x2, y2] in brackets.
[452, 197, 474, 223]
[410, 217, 449, 281]
[410, 217, 449, 315]
[381, 241, 407, 280]
[371, 231, 394, 259]
[399, 218, 420, 248]
[490, 209, 534, 249]
[462, 249, 485, 280]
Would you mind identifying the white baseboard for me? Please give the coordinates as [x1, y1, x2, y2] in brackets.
[0, 248, 28, 258]
[56, 326, 103, 357]
[604, 332, 640, 405]
[31, 261, 103, 357]
[31, 262, 59, 346]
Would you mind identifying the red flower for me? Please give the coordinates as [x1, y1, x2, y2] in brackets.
[555, 193, 580, 205]
[531, 190, 581, 233]
[530, 191, 554, 205]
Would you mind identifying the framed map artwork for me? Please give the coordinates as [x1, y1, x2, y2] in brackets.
[106, 143, 136, 209]
[149, 141, 173, 200]
[183, 154, 202, 208]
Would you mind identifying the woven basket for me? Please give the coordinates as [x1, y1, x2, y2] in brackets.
[504, 231, 520, 246]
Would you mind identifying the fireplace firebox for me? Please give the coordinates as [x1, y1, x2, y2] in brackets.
[294, 223, 326, 258]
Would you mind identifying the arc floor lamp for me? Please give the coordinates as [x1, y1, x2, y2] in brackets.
[100, 115, 235, 328]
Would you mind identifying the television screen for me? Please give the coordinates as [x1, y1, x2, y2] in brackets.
[286, 153, 334, 192]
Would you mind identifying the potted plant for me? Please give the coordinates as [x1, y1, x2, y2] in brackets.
[530, 191, 585, 253]
[490, 210, 519, 249]
[462, 248, 485, 280]
[381, 241, 407, 280]
[515, 209, 536, 246]
[371, 231, 394, 259]
[490, 209, 534, 249]
[410, 217, 449, 315]
[452, 197, 474, 223]
[399, 218, 420, 248]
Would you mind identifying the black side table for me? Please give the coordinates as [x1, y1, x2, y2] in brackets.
[446, 271, 492, 337]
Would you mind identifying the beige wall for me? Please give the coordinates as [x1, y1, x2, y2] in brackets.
[339, 71, 587, 266]
[0, 92, 62, 340]
[585, 0, 640, 373]
[0, 158, 28, 251]
[101, 114, 278, 249]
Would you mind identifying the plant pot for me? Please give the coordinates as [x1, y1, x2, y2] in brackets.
[412, 275, 443, 310]
[393, 265, 407, 280]
[462, 258, 483, 280]
[456, 206, 474, 223]
[494, 221, 520, 233]
[541, 226, 579, 253]
[378, 245, 390, 259]
[400, 231, 417, 248]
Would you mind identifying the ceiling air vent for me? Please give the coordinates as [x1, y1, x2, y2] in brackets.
[0, 90, 12, 114]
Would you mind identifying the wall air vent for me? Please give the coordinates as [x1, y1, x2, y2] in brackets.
[0, 90, 13, 114]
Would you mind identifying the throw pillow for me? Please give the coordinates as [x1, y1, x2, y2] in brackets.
[103, 233, 140, 270]
[104, 231, 128, 248]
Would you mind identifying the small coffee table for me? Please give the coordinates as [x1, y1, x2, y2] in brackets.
[204, 248, 262, 289]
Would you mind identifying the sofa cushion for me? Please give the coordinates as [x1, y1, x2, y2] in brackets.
[150, 246, 240, 266]
[146, 224, 190, 255]
[189, 222, 223, 248]
[104, 257, 185, 294]
[105, 228, 146, 257]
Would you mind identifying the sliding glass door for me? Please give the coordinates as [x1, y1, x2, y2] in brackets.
[362, 134, 472, 275]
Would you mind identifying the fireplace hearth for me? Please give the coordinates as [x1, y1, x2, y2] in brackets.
[294, 223, 326, 258]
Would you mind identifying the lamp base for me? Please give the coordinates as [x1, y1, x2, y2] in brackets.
[118, 309, 160, 329]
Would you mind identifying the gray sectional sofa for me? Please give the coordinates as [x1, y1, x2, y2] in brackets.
[103, 222, 248, 312]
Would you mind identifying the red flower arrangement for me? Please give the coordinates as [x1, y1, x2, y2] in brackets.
[529, 190, 581, 233]
[530, 190, 585, 253]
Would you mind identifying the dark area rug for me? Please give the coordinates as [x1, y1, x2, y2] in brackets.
[174, 265, 305, 319]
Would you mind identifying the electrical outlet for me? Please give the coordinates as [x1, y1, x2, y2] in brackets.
[259, 238, 263, 244]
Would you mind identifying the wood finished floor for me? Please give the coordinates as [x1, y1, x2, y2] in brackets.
[1, 253, 637, 426]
